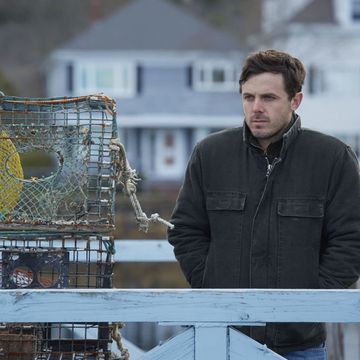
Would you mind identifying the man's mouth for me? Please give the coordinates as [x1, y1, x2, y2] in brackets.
[251, 115, 269, 122]
[252, 119, 268, 123]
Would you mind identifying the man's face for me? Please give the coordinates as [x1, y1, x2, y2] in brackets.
[241, 72, 302, 150]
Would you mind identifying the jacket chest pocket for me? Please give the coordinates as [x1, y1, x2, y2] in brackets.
[277, 198, 324, 249]
[206, 191, 246, 241]
[277, 198, 325, 289]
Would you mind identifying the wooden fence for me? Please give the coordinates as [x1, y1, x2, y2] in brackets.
[1, 288, 360, 359]
[1, 240, 359, 359]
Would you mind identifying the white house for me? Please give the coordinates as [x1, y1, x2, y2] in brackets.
[46, 0, 244, 186]
[256, 0, 360, 156]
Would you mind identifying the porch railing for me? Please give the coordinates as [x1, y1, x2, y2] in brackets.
[1, 288, 360, 359]
[1, 240, 360, 359]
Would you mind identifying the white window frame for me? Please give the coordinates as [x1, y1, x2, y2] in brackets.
[192, 60, 238, 92]
[311, 64, 360, 96]
[74, 61, 136, 98]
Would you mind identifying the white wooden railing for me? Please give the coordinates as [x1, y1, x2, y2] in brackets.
[1, 288, 360, 359]
[1, 240, 360, 359]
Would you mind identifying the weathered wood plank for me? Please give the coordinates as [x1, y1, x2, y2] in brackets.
[194, 325, 227, 359]
[141, 327, 194, 360]
[229, 328, 285, 359]
[115, 240, 176, 262]
[0, 289, 360, 323]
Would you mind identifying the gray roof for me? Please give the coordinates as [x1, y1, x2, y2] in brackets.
[61, 0, 240, 51]
[291, 0, 336, 24]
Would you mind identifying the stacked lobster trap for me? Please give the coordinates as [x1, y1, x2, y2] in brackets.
[0, 94, 119, 359]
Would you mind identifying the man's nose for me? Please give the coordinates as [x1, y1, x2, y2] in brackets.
[253, 98, 264, 112]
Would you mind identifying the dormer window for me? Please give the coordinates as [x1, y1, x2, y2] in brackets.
[352, 0, 360, 20]
[75, 62, 136, 98]
[192, 61, 238, 92]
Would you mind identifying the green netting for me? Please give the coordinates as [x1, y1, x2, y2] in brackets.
[0, 94, 117, 233]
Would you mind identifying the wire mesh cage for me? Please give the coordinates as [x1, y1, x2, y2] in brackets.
[0, 234, 115, 359]
[0, 324, 40, 360]
[0, 322, 113, 360]
[0, 94, 127, 359]
[0, 95, 117, 234]
[0, 234, 114, 289]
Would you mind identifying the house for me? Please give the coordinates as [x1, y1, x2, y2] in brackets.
[46, 0, 243, 186]
[256, 0, 360, 156]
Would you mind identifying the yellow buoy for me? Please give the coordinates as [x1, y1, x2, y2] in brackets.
[0, 130, 23, 219]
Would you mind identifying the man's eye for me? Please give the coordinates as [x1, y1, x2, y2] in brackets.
[263, 95, 275, 101]
[243, 95, 254, 101]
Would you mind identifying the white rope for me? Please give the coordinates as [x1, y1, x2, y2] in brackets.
[112, 323, 130, 360]
[110, 138, 174, 233]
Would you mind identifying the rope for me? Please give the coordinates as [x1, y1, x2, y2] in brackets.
[109, 138, 174, 233]
[0, 93, 111, 106]
[112, 323, 130, 360]
[0, 93, 116, 116]
[103, 238, 116, 255]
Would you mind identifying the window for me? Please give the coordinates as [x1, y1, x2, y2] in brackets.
[193, 61, 238, 92]
[353, 0, 360, 20]
[95, 67, 114, 89]
[307, 64, 360, 96]
[75, 62, 136, 98]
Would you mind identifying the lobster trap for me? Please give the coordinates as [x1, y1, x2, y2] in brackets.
[0, 95, 122, 360]
[0, 95, 117, 234]
[0, 234, 115, 359]
[0, 322, 113, 360]
[0, 93, 172, 359]
[0, 234, 114, 290]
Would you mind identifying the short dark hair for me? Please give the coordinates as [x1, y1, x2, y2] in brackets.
[239, 49, 306, 99]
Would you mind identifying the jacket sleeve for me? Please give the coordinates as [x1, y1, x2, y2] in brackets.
[167, 144, 210, 288]
[320, 146, 360, 289]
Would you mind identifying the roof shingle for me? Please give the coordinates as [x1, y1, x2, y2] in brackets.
[61, 0, 240, 51]
[291, 0, 336, 24]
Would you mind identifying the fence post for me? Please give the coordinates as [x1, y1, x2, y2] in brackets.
[343, 323, 360, 360]
[194, 324, 228, 359]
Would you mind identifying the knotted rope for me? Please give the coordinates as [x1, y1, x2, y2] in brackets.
[112, 323, 130, 360]
[110, 138, 174, 233]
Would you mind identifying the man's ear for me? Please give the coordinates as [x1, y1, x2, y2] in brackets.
[291, 92, 303, 111]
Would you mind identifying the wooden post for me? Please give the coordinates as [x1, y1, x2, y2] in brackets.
[343, 323, 360, 360]
[194, 325, 227, 359]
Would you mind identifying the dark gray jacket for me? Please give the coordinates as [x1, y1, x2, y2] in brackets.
[168, 115, 360, 354]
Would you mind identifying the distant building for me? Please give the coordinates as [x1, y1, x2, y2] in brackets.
[257, 0, 360, 156]
[46, 0, 243, 186]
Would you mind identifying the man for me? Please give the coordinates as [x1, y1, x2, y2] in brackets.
[168, 49, 360, 359]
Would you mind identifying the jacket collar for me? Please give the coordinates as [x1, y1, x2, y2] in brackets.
[280, 113, 301, 156]
[243, 113, 301, 158]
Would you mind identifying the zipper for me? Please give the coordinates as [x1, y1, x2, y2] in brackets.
[265, 156, 279, 178]
[265, 157, 272, 177]
[248, 155, 280, 341]
[249, 155, 280, 287]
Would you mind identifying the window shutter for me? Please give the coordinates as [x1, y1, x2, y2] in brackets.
[187, 65, 193, 88]
[353, 0, 360, 20]
[66, 63, 73, 93]
[308, 65, 315, 95]
[137, 65, 143, 94]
